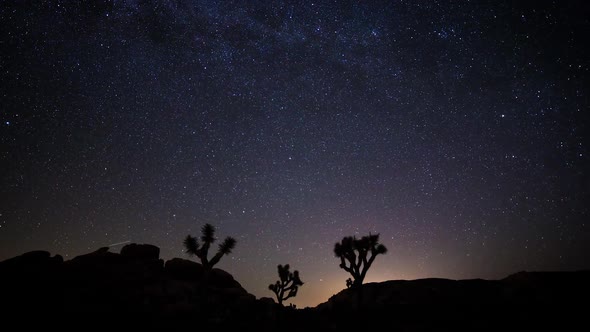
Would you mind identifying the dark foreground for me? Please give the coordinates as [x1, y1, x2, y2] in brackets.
[1, 244, 588, 331]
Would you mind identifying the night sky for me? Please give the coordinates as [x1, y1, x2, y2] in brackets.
[1, 1, 589, 308]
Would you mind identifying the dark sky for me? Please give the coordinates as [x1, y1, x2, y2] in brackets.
[1, 0, 588, 307]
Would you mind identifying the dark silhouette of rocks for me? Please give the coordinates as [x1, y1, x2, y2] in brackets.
[0, 244, 271, 330]
[120, 243, 160, 260]
[312, 271, 590, 331]
[164, 257, 205, 280]
[0, 250, 63, 272]
[1, 244, 588, 331]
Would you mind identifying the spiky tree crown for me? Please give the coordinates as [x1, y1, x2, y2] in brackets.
[201, 223, 215, 244]
[218, 237, 237, 254]
[334, 233, 387, 287]
[183, 223, 237, 270]
[269, 264, 304, 306]
[183, 235, 199, 256]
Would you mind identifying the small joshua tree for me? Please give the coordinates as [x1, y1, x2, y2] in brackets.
[334, 233, 387, 288]
[183, 223, 237, 270]
[268, 264, 304, 306]
[346, 278, 353, 288]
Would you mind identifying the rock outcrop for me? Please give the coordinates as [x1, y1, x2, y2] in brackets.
[0, 244, 265, 330]
[1, 246, 587, 331]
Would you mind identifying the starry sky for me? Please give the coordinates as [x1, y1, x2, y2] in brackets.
[1, 0, 588, 308]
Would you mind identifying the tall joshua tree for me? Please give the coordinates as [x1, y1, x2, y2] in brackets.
[334, 233, 387, 288]
[268, 264, 304, 306]
[183, 223, 237, 270]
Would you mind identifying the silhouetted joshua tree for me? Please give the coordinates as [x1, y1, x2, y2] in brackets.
[183, 223, 237, 270]
[334, 233, 387, 288]
[268, 264, 304, 306]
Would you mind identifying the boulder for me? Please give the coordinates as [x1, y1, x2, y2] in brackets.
[120, 243, 160, 260]
[0, 250, 63, 281]
[0, 250, 63, 268]
[164, 257, 204, 280]
[210, 267, 243, 289]
[65, 247, 125, 274]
